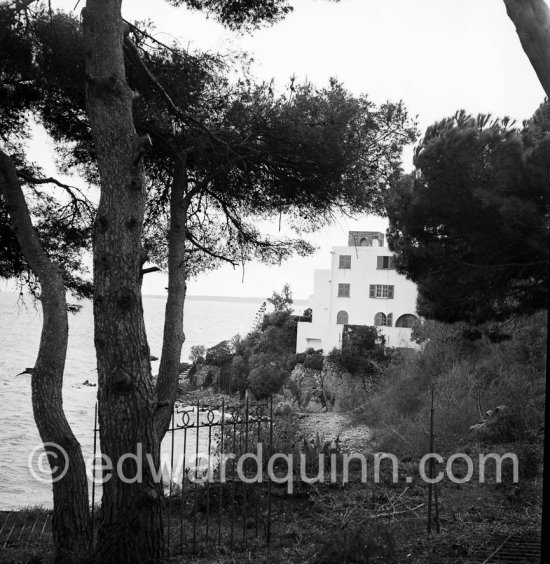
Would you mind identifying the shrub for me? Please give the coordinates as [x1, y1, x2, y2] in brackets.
[328, 326, 388, 377]
[295, 352, 306, 364]
[352, 313, 546, 458]
[186, 362, 198, 387]
[247, 364, 283, 399]
[202, 369, 215, 389]
[304, 352, 324, 371]
[205, 340, 233, 366]
[228, 355, 248, 397]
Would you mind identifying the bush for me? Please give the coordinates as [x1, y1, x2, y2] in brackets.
[304, 352, 324, 371]
[186, 362, 198, 387]
[328, 326, 388, 377]
[295, 352, 306, 364]
[228, 355, 248, 397]
[205, 340, 233, 366]
[352, 313, 546, 458]
[247, 364, 283, 399]
[202, 369, 215, 389]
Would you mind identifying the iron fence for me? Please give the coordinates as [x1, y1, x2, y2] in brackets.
[90, 397, 274, 557]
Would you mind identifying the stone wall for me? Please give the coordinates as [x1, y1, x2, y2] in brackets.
[321, 360, 369, 412]
[285, 360, 369, 413]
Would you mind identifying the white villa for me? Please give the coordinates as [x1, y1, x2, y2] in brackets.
[296, 231, 419, 353]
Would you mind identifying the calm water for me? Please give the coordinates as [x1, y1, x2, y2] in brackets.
[0, 293, 267, 510]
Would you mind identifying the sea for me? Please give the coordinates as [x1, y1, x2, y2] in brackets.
[0, 292, 304, 510]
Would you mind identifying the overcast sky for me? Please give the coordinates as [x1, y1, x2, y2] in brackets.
[27, 0, 547, 299]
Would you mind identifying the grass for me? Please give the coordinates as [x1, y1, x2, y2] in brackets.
[162, 444, 542, 563]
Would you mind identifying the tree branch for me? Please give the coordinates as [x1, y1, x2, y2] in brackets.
[16, 170, 94, 212]
[185, 230, 238, 265]
[504, 0, 550, 97]
[123, 37, 232, 151]
[141, 266, 161, 275]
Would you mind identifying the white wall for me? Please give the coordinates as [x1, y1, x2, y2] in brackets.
[296, 322, 343, 353]
[328, 245, 417, 327]
[310, 268, 332, 325]
[296, 233, 419, 353]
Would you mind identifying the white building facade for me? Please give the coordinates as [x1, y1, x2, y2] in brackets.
[296, 231, 419, 353]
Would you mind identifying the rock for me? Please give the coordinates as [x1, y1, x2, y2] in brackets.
[286, 360, 368, 413]
[333, 372, 367, 412]
[304, 397, 325, 413]
[320, 361, 367, 413]
[82, 379, 96, 387]
[274, 401, 293, 416]
[150, 355, 159, 361]
[285, 364, 323, 409]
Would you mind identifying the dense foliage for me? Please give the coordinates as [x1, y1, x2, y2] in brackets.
[0, 6, 93, 301]
[386, 106, 549, 323]
[327, 325, 389, 378]
[354, 312, 547, 458]
[0, 6, 417, 288]
[193, 286, 304, 397]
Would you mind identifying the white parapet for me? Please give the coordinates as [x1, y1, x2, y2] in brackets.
[296, 321, 344, 354]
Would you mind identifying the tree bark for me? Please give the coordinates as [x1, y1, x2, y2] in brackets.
[82, 1, 163, 562]
[0, 149, 91, 563]
[155, 160, 188, 440]
[504, 0, 550, 98]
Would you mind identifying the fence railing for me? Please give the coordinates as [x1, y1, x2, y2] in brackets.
[91, 397, 274, 557]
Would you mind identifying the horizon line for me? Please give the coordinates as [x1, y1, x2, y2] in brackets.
[144, 293, 309, 302]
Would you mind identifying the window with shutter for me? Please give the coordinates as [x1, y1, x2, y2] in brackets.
[338, 283, 350, 297]
[374, 312, 387, 326]
[339, 255, 351, 269]
[370, 284, 395, 299]
[377, 256, 395, 269]
[387, 313, 393, 327]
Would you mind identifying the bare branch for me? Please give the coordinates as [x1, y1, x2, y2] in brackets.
[185, 230, 238, 266]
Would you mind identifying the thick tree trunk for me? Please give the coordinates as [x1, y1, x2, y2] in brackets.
[155, 162, 188, 440]
[0, 150, 91, 563]
[82, 1, 163, 562]
[504, 0, 550, 97]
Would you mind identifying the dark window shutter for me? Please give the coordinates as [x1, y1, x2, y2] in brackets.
[387, 313, 393, 327]
[369, 285, 375, 298]
[377, 256, 383, 269]
[389, 256, 396, 269]
[388, 285, 394, 299]
[339, 255, 351, 269]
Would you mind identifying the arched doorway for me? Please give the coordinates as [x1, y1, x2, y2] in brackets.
[395, 314, 418, 328]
